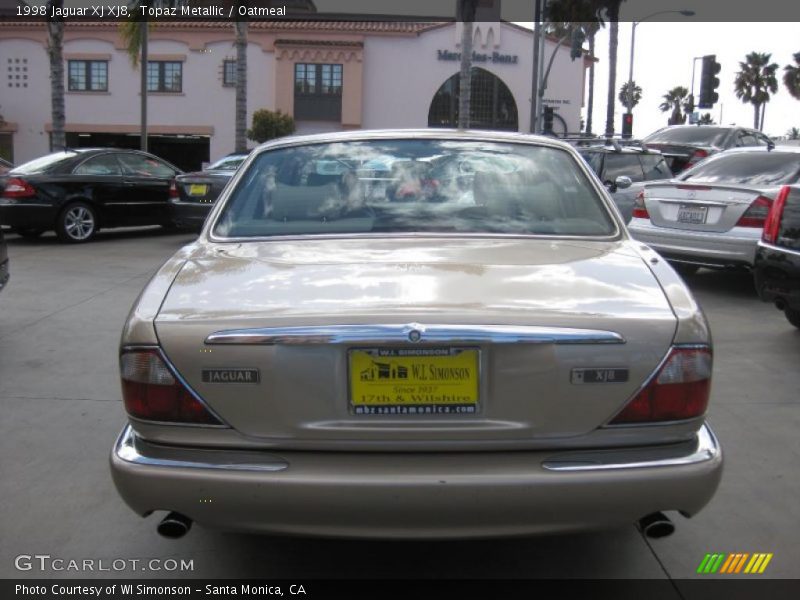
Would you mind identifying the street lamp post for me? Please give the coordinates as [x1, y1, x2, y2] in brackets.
[625, 10, 695, 138]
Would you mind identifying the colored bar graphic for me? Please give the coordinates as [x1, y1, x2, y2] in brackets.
[697, 554, 713, 574]
[698, 552, 772, 574]
[758, 554, 773, 573]
[719, 554, 735, 574]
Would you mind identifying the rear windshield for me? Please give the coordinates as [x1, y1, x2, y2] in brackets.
[680, 152, 800, 185]
[212, 139, 616, 238]
[11, 151, 79, 174]
[208, 155, 246, 171]
[644, 127, 730, 146]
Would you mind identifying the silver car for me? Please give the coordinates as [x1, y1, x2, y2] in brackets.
[629, 146, 800, 273]
[110, 130, 722, 539]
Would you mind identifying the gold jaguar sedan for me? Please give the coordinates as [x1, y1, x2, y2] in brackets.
[110, 130, 722, 539]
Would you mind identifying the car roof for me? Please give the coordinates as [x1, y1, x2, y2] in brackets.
[251, 128, 574, 153]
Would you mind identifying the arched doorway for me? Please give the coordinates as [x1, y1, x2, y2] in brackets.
[428, 67, 518, 131]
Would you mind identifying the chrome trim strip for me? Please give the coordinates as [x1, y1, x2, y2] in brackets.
[0, 201, 53, 207]
[542, 423, 720, 472]
[114, 425, 288, 472]
[758, 240, 800, 258]
[205, 323, 625, 346]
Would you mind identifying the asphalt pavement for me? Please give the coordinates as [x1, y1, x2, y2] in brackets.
[0, 228, 798, 589]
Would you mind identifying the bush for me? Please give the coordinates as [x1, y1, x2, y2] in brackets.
[247, 109, 295, 144]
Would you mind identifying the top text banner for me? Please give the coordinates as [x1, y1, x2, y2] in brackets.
[1, 0, 799, 23]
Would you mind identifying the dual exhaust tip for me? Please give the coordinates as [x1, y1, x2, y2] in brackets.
[157, 512, 192, 539]
[638, 511, 675, 539]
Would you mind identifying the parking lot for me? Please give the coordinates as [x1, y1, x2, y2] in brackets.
[0, 227, 798, 584]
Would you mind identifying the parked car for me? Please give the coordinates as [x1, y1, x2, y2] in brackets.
[754, 185, 800, 329]
[0, 227, 8, 293]
[170, 153, 249, 230]
[643, 125, 774, 174]
[0, 157, 13, 175]
[577, 140, 672, 222]
[110, 129, 721, 539]
[629, 146, 800, 272]
[0, 148, 182, 243]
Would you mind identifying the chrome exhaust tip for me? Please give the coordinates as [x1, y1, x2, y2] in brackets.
[157, 512, 192, 539]
[638, 511, 675, 539]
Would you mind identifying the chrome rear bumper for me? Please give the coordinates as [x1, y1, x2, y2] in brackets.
[111, 423, 723, 538]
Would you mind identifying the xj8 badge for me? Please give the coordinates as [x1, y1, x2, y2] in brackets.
[571, 368, 629, 384]
[202, 368, 260, 384]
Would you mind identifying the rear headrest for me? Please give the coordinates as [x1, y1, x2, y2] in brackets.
[270, 182, 341, 221]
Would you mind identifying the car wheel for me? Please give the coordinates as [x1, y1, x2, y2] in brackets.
[785, 308, 800, 329]
[56, 202, 97, 243]
[11, 227, 45, 238]
[672, 263, 699, 276]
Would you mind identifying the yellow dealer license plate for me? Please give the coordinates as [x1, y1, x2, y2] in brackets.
[188, 184, 208, 196]
[349, 347, 479, 415]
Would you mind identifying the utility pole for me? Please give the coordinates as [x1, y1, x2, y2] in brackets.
[530, 0, 542, 133]
[140, 22, 148, 152]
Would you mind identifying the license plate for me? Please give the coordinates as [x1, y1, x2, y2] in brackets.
[349, 347, 479, 415]
[677, 204, 708, 224]
[188, 184, 209, 197]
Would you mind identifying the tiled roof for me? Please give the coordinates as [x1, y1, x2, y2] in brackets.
[0, 20, 446, 35]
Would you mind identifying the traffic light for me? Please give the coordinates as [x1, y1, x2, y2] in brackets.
[622, 113, 633, 138]
[698, 55, 721, 109]
[570, 27, 586, 61]
[542, 106, 554, 134]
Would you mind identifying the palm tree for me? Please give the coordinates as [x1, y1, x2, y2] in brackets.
[234, 2, 249, 153]
[734, 52, 779, 130]
[784, 52, 800, 100]
[699, 114, 716, 125]
[618, 81, 641, 111]
[457, 1, 477, 129]
[119, 1, 150, 150]
[602, 0, 625, 137]
[47, 0, 65, 151]
[544, 1, 605, 134]
[787, 127, 800, 140]
[659, 86, 690, 126]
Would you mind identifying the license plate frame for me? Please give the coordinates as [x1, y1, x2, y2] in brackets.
[348, 346, 480, 416]
[677, 204, 708, 224]
[188, 184, 209, 197]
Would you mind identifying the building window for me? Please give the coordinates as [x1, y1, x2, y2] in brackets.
[147, 61, 182, 93]
[68, 60, 108, 92]
[7, 57, 28, 89]
[428, 67, 518, 132]
[223, 59, 236, 87]
[293, 63, 343, 121]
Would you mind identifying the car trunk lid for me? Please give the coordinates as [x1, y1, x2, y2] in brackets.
[154, 238, 678, 444]
[643, 182, 771, 233]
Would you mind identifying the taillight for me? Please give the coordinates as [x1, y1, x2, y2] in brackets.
[120, 349, 222, 425]
[609, 346, 712, 425]
[762, 186, 790, 243]
[168, 180, 179, 200]
[736, 195, 773, 228]
[2, 177, 35, 198]
[632, 190, 650, 219]
[684, 149, 709, 169]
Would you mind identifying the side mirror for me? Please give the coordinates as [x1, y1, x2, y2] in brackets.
[615, 175, 633, 190]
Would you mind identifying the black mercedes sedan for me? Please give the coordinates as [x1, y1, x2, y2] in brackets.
[170, 153, 248, 230]
[0, 227, 8, 293]
[0, 148, 182, 243]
